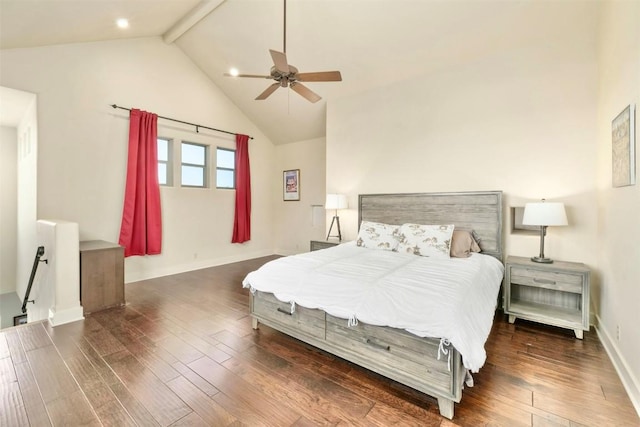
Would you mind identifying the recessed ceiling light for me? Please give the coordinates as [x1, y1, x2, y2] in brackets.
[116, 18, 129, 29]
[229, 68, 239, 77]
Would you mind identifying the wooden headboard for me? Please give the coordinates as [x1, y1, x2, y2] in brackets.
[358, 191, 503, 261]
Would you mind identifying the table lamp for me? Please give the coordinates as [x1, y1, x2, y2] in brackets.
[522, 199, 568, 263]
[325, 194, 347, 241]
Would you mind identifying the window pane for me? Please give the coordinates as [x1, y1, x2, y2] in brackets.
[217, 148, 235, 169]
[157, 138, 169, 161]
[217, 169, 234, 189]
[182, 165, 204, 186]
[182, 143, 205, 165]
[158, 163, 167, 185]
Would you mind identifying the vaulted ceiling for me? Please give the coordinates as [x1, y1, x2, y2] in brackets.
[0, 0, 598, 144]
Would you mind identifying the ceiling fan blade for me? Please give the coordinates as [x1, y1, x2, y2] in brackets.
[224, 73, 272, 79]
[255, 83, 281, 100]
[295, 71, 342, 82]
[290, 82, 321, 103]
[269, 49, 289, 74]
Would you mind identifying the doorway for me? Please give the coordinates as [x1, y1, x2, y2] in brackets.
[0, 86, 38, 329]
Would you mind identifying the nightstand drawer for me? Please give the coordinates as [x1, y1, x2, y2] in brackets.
[509, 266, 583, 294]
[310, 240, 339, 251]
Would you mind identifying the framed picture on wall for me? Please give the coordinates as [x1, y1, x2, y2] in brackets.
[612, 104, 636, 187]
[283, 169, 300, 201]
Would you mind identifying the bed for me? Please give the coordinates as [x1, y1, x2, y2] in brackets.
[243, 191, 503, 419]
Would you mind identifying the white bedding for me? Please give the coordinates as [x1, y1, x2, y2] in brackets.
[242, 242, 504, 372]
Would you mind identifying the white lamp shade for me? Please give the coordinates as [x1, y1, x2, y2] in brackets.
[522, 202, 568, 226]
[325, 194, 348, 210]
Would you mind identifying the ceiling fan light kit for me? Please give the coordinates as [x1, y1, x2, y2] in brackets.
[223, 0, 342, 103]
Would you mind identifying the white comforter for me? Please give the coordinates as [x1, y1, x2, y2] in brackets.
[242, 242, 504, 372]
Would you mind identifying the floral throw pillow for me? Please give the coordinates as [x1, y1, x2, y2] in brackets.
[396, 223, 455, 258]
[356, 221, 402, 251]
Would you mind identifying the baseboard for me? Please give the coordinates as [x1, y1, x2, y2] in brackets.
[275, 248, 299, 256]
[595, 314, 640, 417]
[48, 306, 84, 327]
[125, 250, 274, 284]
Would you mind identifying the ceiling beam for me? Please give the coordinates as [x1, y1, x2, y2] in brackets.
[163, 0, 226, 44]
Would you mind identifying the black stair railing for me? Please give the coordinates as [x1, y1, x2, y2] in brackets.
[22, 246, 47, 314]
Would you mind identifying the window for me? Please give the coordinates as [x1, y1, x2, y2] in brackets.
[216, 147, 235, 189]
[181, 142, 208, 187]
[157, 138, 172, 186]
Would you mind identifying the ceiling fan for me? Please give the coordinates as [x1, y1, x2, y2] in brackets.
[224, 0, 342, 103]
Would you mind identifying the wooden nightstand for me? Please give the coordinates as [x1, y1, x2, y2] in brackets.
[310, 240, 340, 251]
[504, 256, 590, 339]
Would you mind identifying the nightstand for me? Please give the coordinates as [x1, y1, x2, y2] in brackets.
[504, 256, 590, 339]
[310, 240, 340, 251]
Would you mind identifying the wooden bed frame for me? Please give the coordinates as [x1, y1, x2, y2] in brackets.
[249, 190, 503, 419]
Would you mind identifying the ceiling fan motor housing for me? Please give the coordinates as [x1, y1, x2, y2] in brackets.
[270, 65, 299, 87]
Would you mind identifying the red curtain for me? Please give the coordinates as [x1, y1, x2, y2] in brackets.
[232, 134, 251, 243]
[118, 109, 162, 256]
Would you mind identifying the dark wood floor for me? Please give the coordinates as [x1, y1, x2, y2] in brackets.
[1, 255, 638, 426]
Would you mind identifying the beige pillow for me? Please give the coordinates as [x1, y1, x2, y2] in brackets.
[450, 230, 482, 258]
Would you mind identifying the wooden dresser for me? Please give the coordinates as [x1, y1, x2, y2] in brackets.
[79, 240, 125, 314]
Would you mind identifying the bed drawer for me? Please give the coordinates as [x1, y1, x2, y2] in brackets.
[325, 315, 454, 392]
[509, 265, 583, 294]
[251, 291, 326, 339]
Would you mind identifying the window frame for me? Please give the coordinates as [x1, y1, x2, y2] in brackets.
[157, 137, 173, 186]
[180, 141, 209, 188]
[216, 147, 236, 190]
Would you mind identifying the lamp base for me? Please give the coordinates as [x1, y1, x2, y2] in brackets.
[326, 215, 342, 242]
[531, 256, 553, 264]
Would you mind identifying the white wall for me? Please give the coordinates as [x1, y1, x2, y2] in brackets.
[274, 137, 326, 255]
[32, 220, 84, 326]
[0, 292, 22, 329]
[327, 41, 599, 268]
[0, 37, 276, 283]
[595, 0, 640, 413]
[16, 99, 38, 299]
[0, 126, 18, 294]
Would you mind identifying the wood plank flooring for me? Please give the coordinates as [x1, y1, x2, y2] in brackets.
[1, 255, 638, 426]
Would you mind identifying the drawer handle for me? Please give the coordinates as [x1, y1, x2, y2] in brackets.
[276, 307, 293, 316]
[533, 278, 556, 285]
[365, 338, 391, 351]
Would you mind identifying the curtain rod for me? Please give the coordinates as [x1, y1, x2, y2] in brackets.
[110, 104, 253, 140]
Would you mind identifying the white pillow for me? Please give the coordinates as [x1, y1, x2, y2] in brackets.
[396, 223, 455, 258]
[356, 221, 401, 251]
